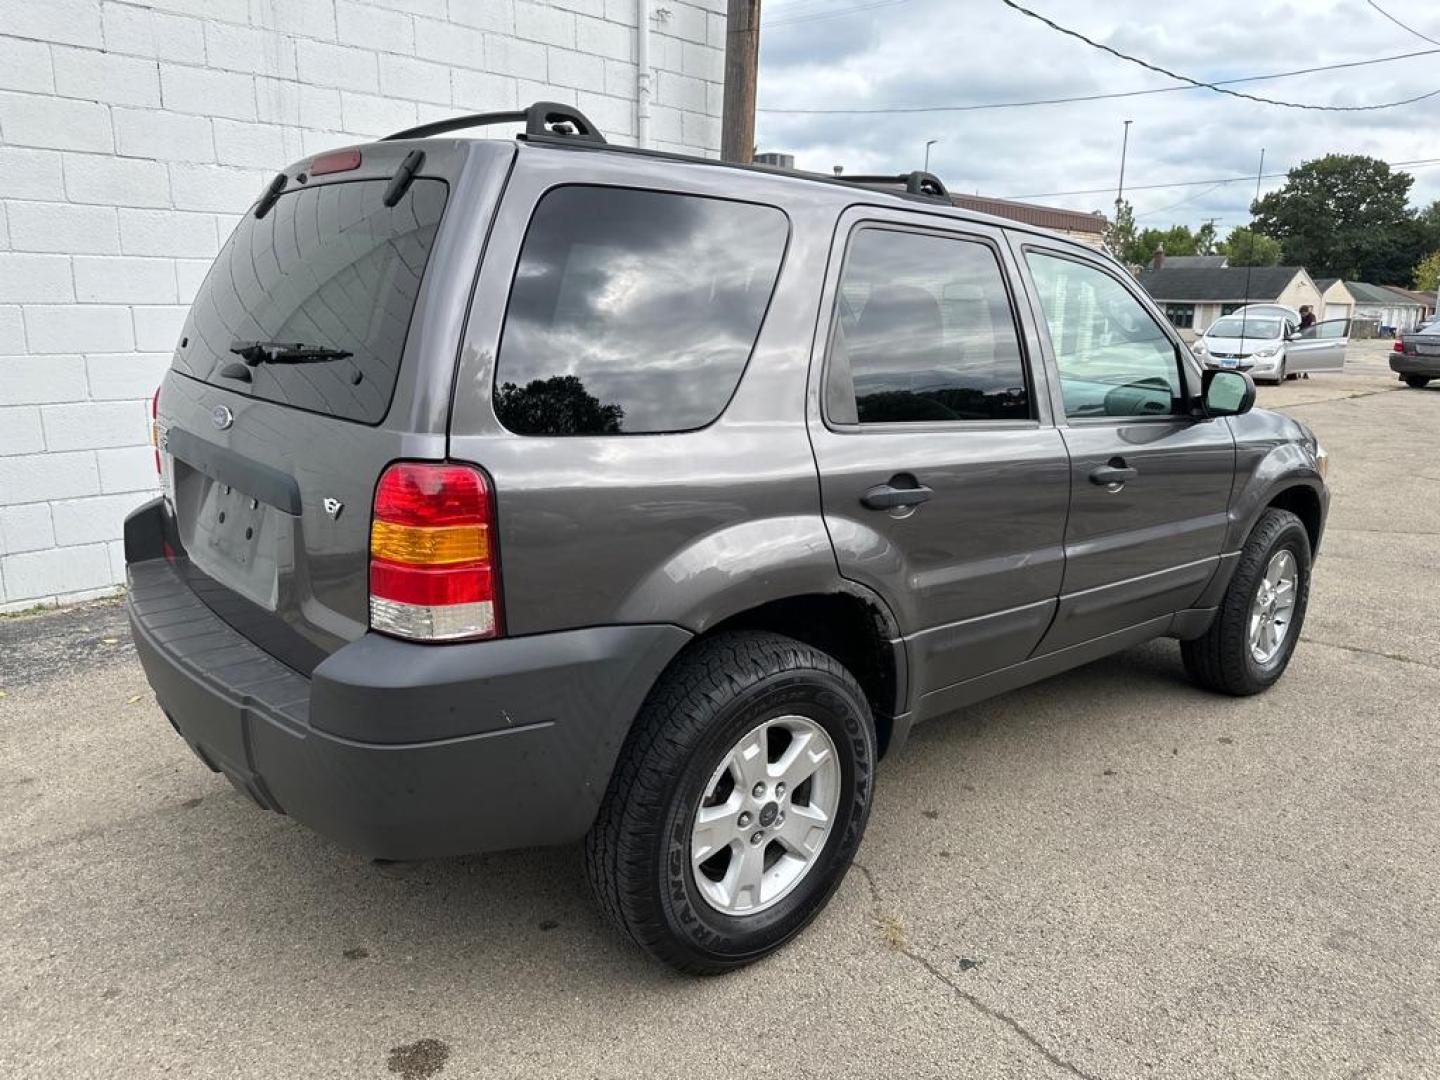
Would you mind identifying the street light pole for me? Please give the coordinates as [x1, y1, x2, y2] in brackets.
[1116, 119, 1133, 207]
[924, 139, 938, 172]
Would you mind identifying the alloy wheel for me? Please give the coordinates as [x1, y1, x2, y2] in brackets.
[1249, 549, 1298, 663]
[690, 715, 841, 915]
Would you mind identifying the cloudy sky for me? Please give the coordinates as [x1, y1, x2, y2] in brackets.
[755, 0, 1440, 233]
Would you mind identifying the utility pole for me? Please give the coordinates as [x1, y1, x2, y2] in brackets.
[924, 139, 938, 172]
[721, 0, 761, 163]
[1115, 119, 1133, 208]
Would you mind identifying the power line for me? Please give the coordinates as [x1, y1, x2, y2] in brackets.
[999, 0, 1440, 111]
[766, 0, 913, 28]
[757, 47, 1440, 114]
[1004, 157, 1440, 200]
[765, 0, 862, 17]
[1134, 182, 1230, 219]
[1367, 0, 1440, 47]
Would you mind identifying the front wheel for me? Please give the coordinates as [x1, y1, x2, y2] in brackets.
[1403, 375, 1431, 388]
[584, 631, 876, 973]
[1183, 508, 1312, 696]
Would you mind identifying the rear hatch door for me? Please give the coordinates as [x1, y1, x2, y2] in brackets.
[156, 139, 514, 672]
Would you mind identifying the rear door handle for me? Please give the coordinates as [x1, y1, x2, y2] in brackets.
[861, 479, 933, 510]
[1089, 461, 1138, 488]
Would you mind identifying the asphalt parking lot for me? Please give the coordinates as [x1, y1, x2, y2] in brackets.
[3, 339, 1437, 1079]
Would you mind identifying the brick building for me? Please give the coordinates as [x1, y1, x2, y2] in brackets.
[949, 194, 1107, 249]
[0, 0, 727, 609]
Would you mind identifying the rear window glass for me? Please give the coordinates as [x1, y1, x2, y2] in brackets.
[494, 186, 788, 435]
[172, 178, 448, 424]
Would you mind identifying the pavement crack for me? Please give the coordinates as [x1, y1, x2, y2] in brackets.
[1280, 386, 1405, 408]
[1300, 637, 1440, 671]
[852, 860, 1103, 1080]
[1328, 527, 1440, 537]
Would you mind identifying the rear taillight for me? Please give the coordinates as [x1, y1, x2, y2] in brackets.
[149, 386, 162, 474]
[368, 462, 500, 642]
[1393, 340, 1406, 353]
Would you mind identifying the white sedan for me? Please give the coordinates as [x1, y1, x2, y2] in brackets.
[1192, 312, 1350, 384]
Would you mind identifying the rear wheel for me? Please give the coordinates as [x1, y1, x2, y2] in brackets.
[585, 631, 876, 973]
[1183, 508, 1312, 696]
[1403, 375, 1431, 388]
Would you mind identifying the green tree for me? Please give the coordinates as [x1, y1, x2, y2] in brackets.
[493, 375, 624, 435]
[1194, 220, 1218, 256]
[1414, 250, 1440, 292]
[1218, 226, 1282, 267]
[1131, 224, 1198, 267]
[1104, 199, 1137, 264]
[1420, 200, 1440, 249]
[1250, 154, 1427, 283]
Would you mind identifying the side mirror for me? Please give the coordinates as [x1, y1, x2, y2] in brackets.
[1201, 368, 1255, 417]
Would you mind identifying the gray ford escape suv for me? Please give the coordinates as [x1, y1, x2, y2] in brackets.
[125, 103, 1330, 974]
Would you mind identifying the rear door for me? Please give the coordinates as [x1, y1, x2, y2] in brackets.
[1287, 318, 1350, 372]
[1015, 240, 1235, 653]
[154, 140, 513, 670]
[808, 209, 1071, 701]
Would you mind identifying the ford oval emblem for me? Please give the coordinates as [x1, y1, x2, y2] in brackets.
[211, 405, 234, 430]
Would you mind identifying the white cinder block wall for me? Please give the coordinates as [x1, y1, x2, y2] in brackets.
[0, 0, 726, 610]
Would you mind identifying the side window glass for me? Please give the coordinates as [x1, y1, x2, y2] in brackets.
[1026, 252, 1181, 419]
[494, 186, 788, 435]
[1309, 319, 1348, 340]
[826, 228, 1030, 425]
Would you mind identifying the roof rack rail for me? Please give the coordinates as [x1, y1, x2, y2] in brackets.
[834, 170, 951, 201]
[383, 101, 606, 145]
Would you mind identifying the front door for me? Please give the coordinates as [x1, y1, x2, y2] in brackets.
[808, 212, 1071, 703]
[1016, 243, 1237, 653]
[1287, 318, 1350, 373]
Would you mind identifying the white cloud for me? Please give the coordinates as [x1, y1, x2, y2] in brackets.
[756, 0, 1440, 230]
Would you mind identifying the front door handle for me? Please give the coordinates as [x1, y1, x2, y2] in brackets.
[1090, 460, 1138, 488]
[861, 478, 933, 510]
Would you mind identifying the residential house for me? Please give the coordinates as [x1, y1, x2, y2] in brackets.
[1155, 254, 1229, 270]
[1345, 282, 1426, 334]
[1383, 286, 1436, 323]
[1136, 261, 1323, 337]
[1315, 279, 1357, 322]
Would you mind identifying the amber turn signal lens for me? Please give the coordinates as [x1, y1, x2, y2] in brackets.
[370, 520, 488, 565]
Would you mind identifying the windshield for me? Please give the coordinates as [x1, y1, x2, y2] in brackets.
[1209, 316, 1282, 339]
[172, 178, 448, 424]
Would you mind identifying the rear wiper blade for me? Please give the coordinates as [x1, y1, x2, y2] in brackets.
[229, 339, 353, 365]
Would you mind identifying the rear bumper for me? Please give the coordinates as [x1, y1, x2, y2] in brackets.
[1390, 354, 1440, 378]
[125, 500, 690, 859]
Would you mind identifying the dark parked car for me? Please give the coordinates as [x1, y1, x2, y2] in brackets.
[126, 103, 1330, 973]
[1392, 319, 1440, 387]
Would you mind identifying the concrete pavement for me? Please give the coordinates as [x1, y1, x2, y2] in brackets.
[2, 340, 1437, 1079]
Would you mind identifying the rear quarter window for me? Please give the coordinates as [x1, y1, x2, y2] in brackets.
[493, 185, 789, 436]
